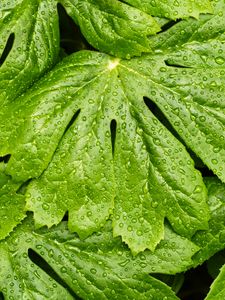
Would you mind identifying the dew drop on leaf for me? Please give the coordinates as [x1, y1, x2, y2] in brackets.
[211, 158, 218, 165]
[193, 185, 203, 194]
[42, 203, 49, 210]
[215, 56, 225, 65]
[60, 266, 67, 273]
[90, 268, 97, 274]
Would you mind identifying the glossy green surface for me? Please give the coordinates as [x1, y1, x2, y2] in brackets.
[0, 0, 224, 298]
[0, 217, 199, 299]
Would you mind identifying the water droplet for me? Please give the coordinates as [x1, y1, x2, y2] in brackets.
[213, 146, 221, 153]
[137, 230, 142, 236]
[151, 201, 158, 208]
[153, 138, 160, 146]
[42, 203, 49, 210]
[61, 267, 67, 273]
[211, 158, 218, 165]
[48, 249, 54, 258]
[199, 116, 206, 122]
[127, 225, 133, 232]
[140, 262, 147, 268]
[119, 259, 130, 267]
[90, 268, 97, 274]
[193, 185, 203, 194]
[215, 56, 225, 65]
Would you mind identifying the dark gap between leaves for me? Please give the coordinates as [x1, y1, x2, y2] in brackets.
[16, 179, 32, 195]
[62, 211, 68, 221]
[57, 3, 94, 54]
[64, 109, 81, 135]
[158, 19, 181, 33]
[0, 154, 11, 163]
[151, 273, 184, 295]
[28, 249, 80, 299]
[143, 97, 211, 176]
[0, 33, 15, 66]
[110, 119, 117, 155]
[0, 292, 4, 300]
[165, 60, 191, 69]
[178, 263, 212, 300]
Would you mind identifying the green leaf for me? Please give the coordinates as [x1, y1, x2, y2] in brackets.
[0, 0, 214, 99]
[207, 252, 225, 279]
[122, 0, 212, 20]
[0, 0, 59, 103]
[192, 177, 225, 267]
[150, 0, 225, 56]
[59, 0, 160, 58]
[205, 263, 225, 300]
[3, 1, 225, 253]
[58, 0, 213, 58]
[0, 163, 26, 240]
[148, 0, 225, 182]
[0, 216, 199, 300]
[0, 49, 209, 254]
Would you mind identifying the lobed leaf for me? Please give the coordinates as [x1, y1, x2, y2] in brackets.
[148, 0, 225, 182]
[0, 216, 199, 300]
[0, 0, 59, 103]
[0, 50, 210, 253]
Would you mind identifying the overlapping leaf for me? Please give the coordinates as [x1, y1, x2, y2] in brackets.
[0, 0, 157, 104]
[0, 163, 26, 239]
[59, 0, 160, 58]
[0, 216, 199, 300]
[0, 0, 59, 103]
[205, 262, 225, 300]
[122, 0, 212, 19]
[0, 0, 212, 98]
[59, 0, 211, 58]
[192, 177, 225, 267]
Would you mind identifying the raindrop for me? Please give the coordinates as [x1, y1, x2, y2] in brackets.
[193, 185, 203, 194]
[199, 116, 206, 122]
[211, 158, 218, 165]
[151, 201, 158, 208]
[213, 146, 221, 153]
[60, 266, 67, 273]
[127, 226, 133, 232]
[215, 56, 225, 65]
[48, 249, 54, 258]
[42, 203, 49, 210]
